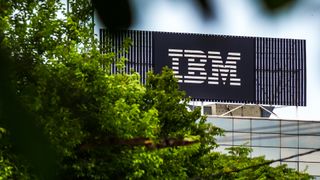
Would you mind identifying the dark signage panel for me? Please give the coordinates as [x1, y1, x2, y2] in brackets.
[100, 29, 307, 106]
[153, 32, 255, 102]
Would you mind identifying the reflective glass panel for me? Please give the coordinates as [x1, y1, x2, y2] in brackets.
[216, 132, 233, 145]
[299, 135, 320, 149]
[281, 148, 298, 161]
[252, 119, 280, 133]
[299, 162, 320, 176]
[299, 149, 320, 162]
[299, 122, 320, 135]
[233, 132, 251, 146]
[251, 147, 280, 160]
[281, 135, 298, 148]
[252, 133, 280, 147]
[234, 119, 251, 132]
[281, 121, 298, 134]
[207, 117, 233, 131]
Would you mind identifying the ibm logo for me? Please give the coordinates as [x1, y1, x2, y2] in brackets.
[168, 49, 241, 86]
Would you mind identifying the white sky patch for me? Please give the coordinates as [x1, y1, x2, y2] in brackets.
[130, 0, 203, 32]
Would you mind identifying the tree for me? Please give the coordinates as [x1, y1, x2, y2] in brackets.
[0, 0, 312, 179]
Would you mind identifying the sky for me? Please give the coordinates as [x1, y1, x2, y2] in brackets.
[96, 0, 320, 120]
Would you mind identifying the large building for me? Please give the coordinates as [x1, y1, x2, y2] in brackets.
[189, 102, 320, 178]
[101, 29, 319, 177]
[208, 115, 320, 178]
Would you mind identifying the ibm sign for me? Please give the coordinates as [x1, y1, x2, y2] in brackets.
[153, 32, 256, 103]
[100, 30, 306, 106]
[168, 49, 241, 86]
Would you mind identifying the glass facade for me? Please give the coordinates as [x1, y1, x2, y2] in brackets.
[209, 117, 320, 177]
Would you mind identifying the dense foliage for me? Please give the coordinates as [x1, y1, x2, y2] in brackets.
[0, 0, 312, 179]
